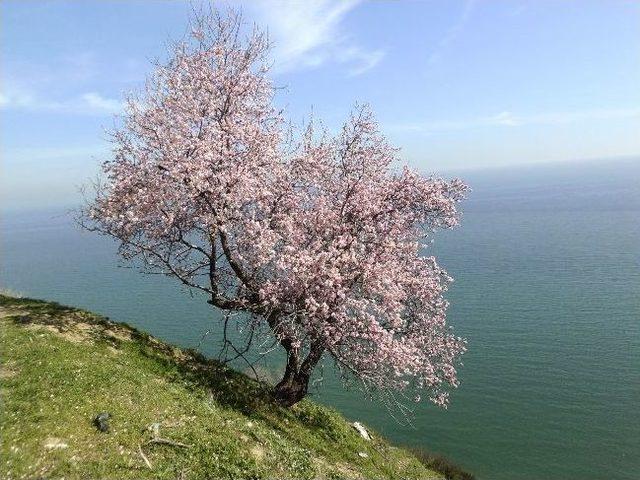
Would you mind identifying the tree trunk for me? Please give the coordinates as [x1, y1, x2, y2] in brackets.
[273, 370, 311, 407]
[272, 342, 324, 407]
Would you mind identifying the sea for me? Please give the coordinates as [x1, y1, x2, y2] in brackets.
[1, 158, 639, 480]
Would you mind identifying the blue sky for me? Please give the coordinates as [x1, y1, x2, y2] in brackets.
[1, 0, 639, 210]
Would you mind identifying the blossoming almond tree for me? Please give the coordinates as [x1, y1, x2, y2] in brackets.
[83, 9, 468, 408]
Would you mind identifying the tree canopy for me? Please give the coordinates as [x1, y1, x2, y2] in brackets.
[84, 9, 468, 408]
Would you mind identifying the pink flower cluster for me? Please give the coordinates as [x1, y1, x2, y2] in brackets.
[86, 10, 468, 407]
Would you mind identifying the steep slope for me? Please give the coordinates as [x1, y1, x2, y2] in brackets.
[0, 295, 443, 479]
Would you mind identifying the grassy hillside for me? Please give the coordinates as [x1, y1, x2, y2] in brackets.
[0, 294, 458, 479]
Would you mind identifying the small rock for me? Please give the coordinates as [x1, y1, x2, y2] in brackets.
[16, 315, 32, 324]
[358, 451, 369, 458]
[93, 412, 111, 433]
[147, 422, 161, 438]
[352, 421, 371, 441]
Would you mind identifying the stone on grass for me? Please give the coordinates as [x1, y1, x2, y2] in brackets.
[352, 421, 371, 441]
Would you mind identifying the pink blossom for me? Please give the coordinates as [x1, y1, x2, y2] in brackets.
[83, 8, 468, 408]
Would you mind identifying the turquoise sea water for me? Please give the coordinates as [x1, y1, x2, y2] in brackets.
[2, 159, 639, 479]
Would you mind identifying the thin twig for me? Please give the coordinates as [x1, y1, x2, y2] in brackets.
[138, 443, 152, 469]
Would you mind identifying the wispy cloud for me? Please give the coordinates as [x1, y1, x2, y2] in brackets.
[427, 0, 477, 66]
[1, 49, 142, 116]
[78, 93, 122, 114]
[0, 89, 123, 115]
[246, 0, 385, 76]
[390, 108, 640, 133]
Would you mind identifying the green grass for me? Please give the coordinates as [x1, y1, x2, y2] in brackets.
[0, 294, 446, 479]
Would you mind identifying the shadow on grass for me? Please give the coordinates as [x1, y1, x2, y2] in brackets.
[2, 294, 475, 479]
[0, 294, 298, 428]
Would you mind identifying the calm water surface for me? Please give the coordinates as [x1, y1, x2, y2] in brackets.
[2, 160, 639, 479]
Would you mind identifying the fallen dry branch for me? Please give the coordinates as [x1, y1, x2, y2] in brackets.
[138, 443, 152, 469]
[146, 437, 191, 449]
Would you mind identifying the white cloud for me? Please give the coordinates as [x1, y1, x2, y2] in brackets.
[0, 90, 123, 115]
[487, 111, 522, 127]
[80, 93, 122, 114]
[246, 0, 385, 76]
[389, 108, 640, 133]
[0, 91, 36, 109]
[339, 46, 386, 77]
[1, 49, 142, 117]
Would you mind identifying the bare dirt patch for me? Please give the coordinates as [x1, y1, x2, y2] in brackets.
[0, 361, 20, 379]
[1, 305, 136, 347]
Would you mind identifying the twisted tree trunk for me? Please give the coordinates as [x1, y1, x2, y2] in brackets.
[273, 341, 324, 407]
[273, 366, 311, 407]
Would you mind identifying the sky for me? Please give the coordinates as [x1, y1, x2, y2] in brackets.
[1, 0, 639, 210]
